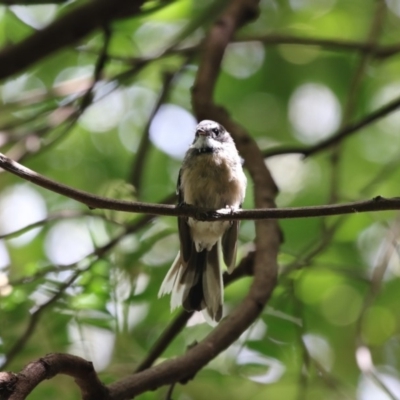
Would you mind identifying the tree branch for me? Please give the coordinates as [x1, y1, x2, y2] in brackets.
[78, 24, 112, 114]
[85, 34, 400, 67]
[0, 0, 69, 4]
[239, 33, 400, 59]
[263, 93, 400, 158]
[326, 0, 386, 203]
[2, 152, 400, 220]
[0, 0, 145, 81]
[0, 353, 109, 400]
[0, 210, 122, 241]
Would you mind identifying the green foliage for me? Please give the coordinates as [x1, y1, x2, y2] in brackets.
[1, 0, 400, 399]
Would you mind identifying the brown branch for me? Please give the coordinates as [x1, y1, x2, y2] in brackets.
[0, 210, 122, 240]
[0, 0, 69, 4]
[240, 33, 400, 59]
[78, 25, 112, 114]
[5, 36, 190, 165]
[0, 152, 400, 221]
[342, 0, 386, 125]
[0, 353, 109, 400]
[0, 0, 145, 81]
[9, 26, 114, 165]
[263, 93, 400, 158]
[94, 34, 400, 67]
[2, 152, 400, 220]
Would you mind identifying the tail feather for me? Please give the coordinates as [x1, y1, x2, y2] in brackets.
[158, 252, 186, 311]
[203, 244, 223, 321]
[158, 252, 181, 297]
[159, 244, 224, 322]
[170, 265, 186, 311]
[182, 249, 206, 312]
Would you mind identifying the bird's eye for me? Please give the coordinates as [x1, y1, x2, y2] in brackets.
[212, 128, 220, 136]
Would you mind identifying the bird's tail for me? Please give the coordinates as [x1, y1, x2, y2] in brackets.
[158, 243, 223, 321]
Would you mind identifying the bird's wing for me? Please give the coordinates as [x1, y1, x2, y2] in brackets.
[177, 169, 192, 264]
[222, 220, 239, 273]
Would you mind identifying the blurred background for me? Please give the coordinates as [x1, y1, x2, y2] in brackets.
[1, 0, 400, 398]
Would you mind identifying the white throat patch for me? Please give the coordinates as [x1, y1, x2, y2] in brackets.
[192, 136, 223, 150]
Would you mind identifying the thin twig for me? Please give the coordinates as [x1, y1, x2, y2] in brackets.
[85, 34, 400, 65]
[1, 267, 83, 370]
[0, 210, 122, 240]
[0, 0, 70, 3]
[164, 382, 176, 400]
[263, 93, 400, 158]
[78, 25, 112, 114]
[326, 0, 386, 204]
[235, 33, 400, 59]
[3, 152, 400, 220]
[129, 52, 196, 193]
[355, 217, 400, 343]
[290, 282, 353, 400]
[129, 65, 184, 193]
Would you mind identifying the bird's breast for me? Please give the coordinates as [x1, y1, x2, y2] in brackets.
[181, 152, 245, 209]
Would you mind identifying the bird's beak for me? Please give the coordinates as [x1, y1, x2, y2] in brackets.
[196, 129, 207, 136]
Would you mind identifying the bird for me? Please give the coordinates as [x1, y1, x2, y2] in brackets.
[158, 120, 247, 321]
